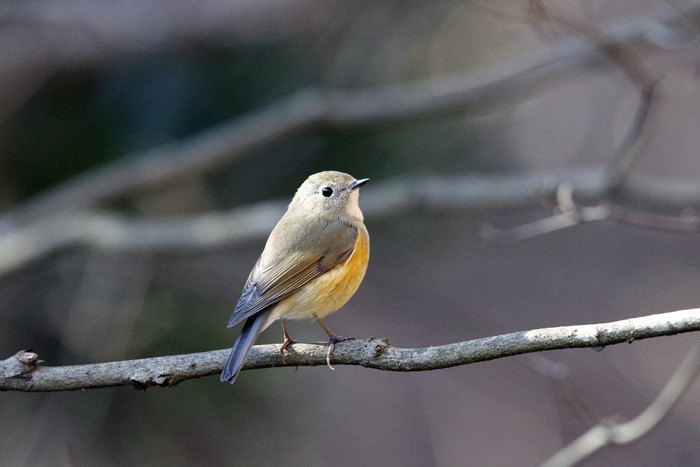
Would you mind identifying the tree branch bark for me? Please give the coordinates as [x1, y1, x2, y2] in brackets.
[2, 308, 698, 392]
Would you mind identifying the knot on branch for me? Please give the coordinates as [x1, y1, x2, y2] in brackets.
[0, 350, 41, 381]
[368, 337, 391, 358]
[128, 372, 182, 390]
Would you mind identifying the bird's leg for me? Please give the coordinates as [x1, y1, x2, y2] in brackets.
[279, 319, 296, 354]
[314, 315, 355, 370]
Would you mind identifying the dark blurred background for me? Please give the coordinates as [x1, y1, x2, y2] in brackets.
[2, 1, 700, 465]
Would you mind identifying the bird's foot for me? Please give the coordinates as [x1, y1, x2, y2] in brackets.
[279, 319, 297, 362]
[280, 335, 296, 354]
[326, 335, 355, 370]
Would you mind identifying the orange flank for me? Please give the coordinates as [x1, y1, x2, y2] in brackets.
[270, 225, 369, 322]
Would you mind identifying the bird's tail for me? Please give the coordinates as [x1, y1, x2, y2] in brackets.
[221, 311, 269, 383]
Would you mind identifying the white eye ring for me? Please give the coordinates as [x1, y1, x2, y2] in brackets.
[320, 186, 334, 197]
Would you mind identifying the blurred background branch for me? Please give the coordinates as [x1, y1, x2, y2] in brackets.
[2, 171, 700, 276]
[2, 0, 699, 229]
[542, 338, 700, 467]
[3, 1, 700, 465]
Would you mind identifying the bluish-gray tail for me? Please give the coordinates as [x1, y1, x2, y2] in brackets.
[221, 311, 269, 383]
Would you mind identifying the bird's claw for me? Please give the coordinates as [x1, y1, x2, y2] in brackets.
[326, 335, 355, 370]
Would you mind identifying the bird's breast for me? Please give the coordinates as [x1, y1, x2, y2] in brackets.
[270, 226, 369, 322]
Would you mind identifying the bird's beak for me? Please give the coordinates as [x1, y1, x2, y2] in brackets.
[350, 178, 370, 190]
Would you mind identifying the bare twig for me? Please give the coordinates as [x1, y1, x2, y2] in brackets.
[485, 0, 663, 242]
[541, 338, 700, 467]
[1, 308, 698, 392]
[480, 204, 611, 242]
[608, 206, 700, 232]
[481, 176, 700, 242]
[601, 82, 658, 194]
[527, 355, 601, 428]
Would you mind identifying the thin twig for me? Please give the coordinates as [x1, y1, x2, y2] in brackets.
[1, 308, 698, 392]
[541, 338, 700, 467]
[481, 178, 700, 242]
[526, 355, 601, 428]
[530, 1, 662, 192]
[481, 0, 666, 243]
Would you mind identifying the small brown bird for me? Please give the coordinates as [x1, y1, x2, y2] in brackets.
[221, 171, 370, 383]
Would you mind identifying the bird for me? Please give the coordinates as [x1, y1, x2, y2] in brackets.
[221, 170, 370, 383]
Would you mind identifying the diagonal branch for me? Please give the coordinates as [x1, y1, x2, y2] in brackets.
[529, 0, 662, 195]
[541, 338, 700, 467]
[2, 308, 698, 392]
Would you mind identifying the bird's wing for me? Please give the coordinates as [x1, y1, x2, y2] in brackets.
[227, 218, 359, 327]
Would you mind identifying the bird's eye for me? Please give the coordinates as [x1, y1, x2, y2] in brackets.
[321, 186, 333, 197]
